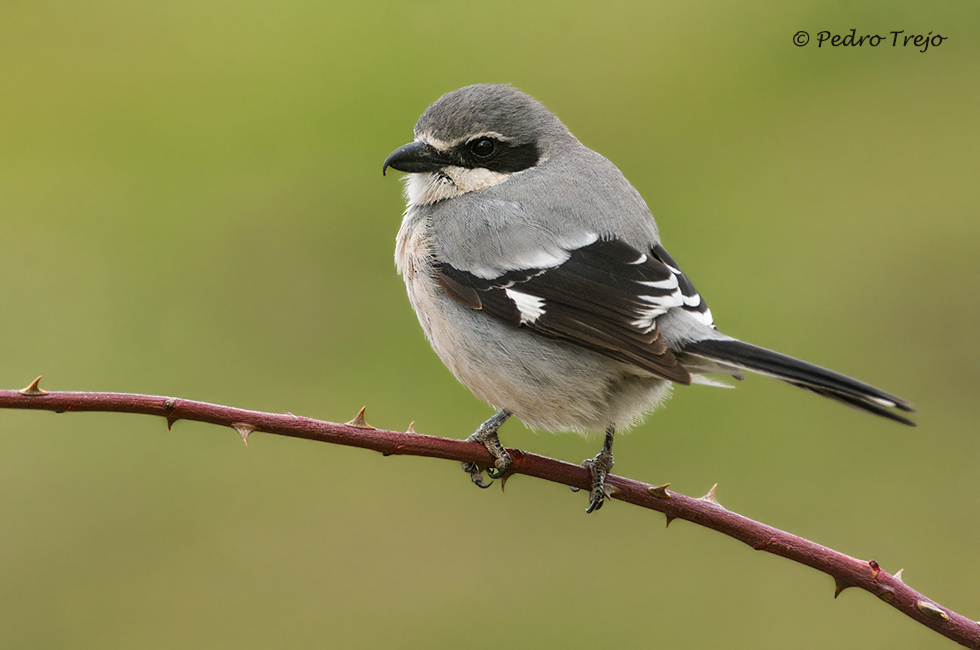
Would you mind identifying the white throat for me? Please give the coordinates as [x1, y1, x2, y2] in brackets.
[404, 166, 515, 207]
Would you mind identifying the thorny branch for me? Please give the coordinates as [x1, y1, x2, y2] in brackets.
[1, 377, 977, 648]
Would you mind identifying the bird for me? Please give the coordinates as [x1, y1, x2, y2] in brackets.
[382, 83, 915, 513]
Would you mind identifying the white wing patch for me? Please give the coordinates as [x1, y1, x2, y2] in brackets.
[559, 231, 599, 250]
[469, 232, 600, 279]
[508, 232, 598, 274]
[509, 247, 570, 271]
[631, 297, 677, 330]
[639, 277, 679, 290]
[631, 265, 713, 330]
[505, 288, 546, 324]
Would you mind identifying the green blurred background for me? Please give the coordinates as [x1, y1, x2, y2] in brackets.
[1, 2, 978, 648]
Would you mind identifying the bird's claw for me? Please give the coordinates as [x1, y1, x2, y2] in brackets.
[582, 458, 608, 513]
[585, 481, 606, 513]
[485, 465, 507, 480]
[461, 411, 512, 490]
[473, 475, 494, 489]
[462, 461, 494, 488]
[581, 433, 615, 513]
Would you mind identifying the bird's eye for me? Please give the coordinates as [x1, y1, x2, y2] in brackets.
[468, 137, 496, 158]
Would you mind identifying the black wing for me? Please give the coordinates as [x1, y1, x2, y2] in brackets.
[434, 238, 712, 385]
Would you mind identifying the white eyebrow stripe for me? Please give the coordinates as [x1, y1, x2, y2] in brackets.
[465, 131, 511, 143]
[415, 132, 453, 150]
[415, 131, 512, 151]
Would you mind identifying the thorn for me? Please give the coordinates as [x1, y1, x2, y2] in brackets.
[18, 375, 48, 396]
[665, 515, 675, 528]
[163, 399, 178, 429]
[916, 601, 950, 622]
[647, 483, 671, 499]
[345, 406, 376, 430]
[500, 473, 510, 493]
[232, 423, 256, 446]
[406, 421, 416, 434]
[697, 483, 721, 507]
[604, 484, 621, 501]
[869, 559, 880, 579]
[894, 568, 904, 583]
[834, 578, 852, 598]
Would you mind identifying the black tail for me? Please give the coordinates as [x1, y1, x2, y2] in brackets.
[684, 339, 916, 426]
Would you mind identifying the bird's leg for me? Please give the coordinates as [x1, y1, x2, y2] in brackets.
[582, 426, 615, 513]
[461, 410, 512, 488]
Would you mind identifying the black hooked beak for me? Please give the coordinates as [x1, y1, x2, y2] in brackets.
[382, 141, 453, 176]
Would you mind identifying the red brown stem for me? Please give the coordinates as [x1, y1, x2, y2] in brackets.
[1, 382, 977, 648]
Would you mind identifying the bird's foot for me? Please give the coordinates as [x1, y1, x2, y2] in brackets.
[581, 427, 616, 513]
[461, 410, 512, 488]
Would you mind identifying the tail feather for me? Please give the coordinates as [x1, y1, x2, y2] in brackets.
[683, 339, 916, 426]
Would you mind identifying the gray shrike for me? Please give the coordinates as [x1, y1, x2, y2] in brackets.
[383, 84, 914, 513]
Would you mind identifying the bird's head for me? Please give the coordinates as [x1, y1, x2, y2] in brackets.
[383, 84, 573, 206]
